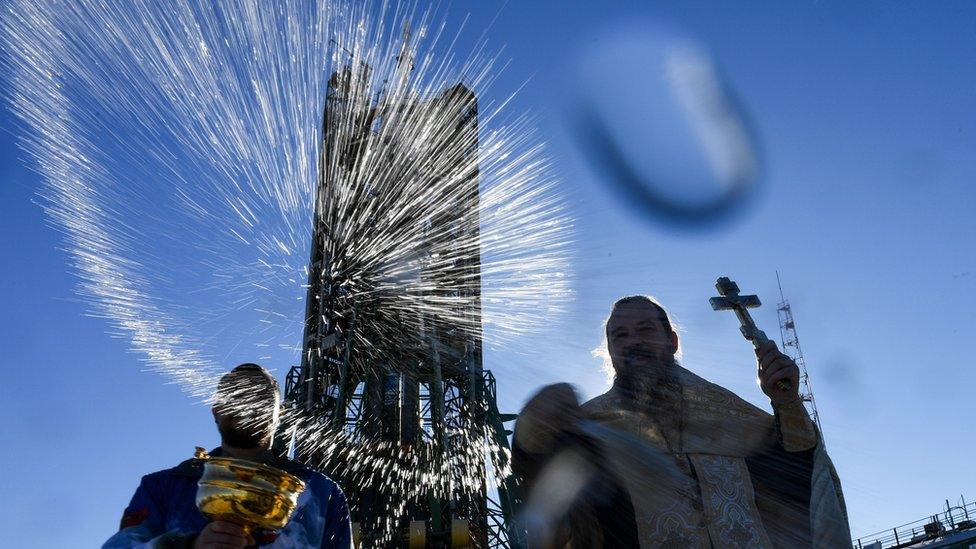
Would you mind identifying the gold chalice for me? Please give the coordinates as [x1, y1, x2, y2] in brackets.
[194, 447, 306, 536]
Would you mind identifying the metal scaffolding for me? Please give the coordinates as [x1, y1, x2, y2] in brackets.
[278, 56, 522, 548]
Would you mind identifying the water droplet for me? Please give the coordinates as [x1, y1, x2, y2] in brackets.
[574, 20, 761, 226]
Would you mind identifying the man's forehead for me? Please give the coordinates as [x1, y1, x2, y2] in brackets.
[608, 302, 665, 327]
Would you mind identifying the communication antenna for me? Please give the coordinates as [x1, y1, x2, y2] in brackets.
[775, 271, 825, 437]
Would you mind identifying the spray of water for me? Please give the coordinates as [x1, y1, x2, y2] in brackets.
[1, 0, 573, 538]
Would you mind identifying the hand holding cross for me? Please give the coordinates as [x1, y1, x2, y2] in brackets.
[709, 277, 794, 395]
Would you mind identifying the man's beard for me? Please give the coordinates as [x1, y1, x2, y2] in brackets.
[218, 422, 269, 449]
[613, 350, 678, 401]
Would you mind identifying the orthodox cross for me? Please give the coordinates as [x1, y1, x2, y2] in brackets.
[709, 276, 791, 391]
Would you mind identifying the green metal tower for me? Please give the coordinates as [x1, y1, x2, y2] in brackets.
[279, 58, 522, 548]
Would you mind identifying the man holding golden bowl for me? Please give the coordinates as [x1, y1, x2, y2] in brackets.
[103, 364, 352, 548]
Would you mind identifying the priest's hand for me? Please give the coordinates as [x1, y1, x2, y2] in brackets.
[514, 383, 583, 456]
[513, 384, 593, 549]
[756, 341, 800, 405]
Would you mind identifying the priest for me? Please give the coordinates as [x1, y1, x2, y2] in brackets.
[513, 295, 851, 548]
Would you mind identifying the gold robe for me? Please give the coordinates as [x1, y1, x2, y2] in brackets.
[580, 366, 851, 548]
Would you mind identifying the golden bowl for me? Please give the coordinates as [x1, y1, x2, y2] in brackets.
[196, 454, 306, 532]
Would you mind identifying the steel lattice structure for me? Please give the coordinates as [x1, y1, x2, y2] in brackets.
[278, 60, 522, 548]
[775, 272, 824, 437]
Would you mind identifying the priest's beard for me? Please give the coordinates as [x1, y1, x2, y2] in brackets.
[613, 353, 680, 404]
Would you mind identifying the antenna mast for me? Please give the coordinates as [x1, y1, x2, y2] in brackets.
[775, 271, 825, 437]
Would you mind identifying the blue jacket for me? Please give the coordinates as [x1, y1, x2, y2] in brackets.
[103, 449, 352, 548]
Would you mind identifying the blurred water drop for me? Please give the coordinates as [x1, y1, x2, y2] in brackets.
[574, 20, 762, 226]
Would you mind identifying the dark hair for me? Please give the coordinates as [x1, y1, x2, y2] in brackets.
[216, 363, 280, 402]
[609, 295, 673, 334]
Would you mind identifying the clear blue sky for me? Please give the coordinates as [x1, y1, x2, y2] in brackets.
[2, 1, 974, 547]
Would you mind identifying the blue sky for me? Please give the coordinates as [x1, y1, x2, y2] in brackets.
[2, 1, 974, 547]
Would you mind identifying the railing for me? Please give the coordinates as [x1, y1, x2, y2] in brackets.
[853, 499, 976, 548]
